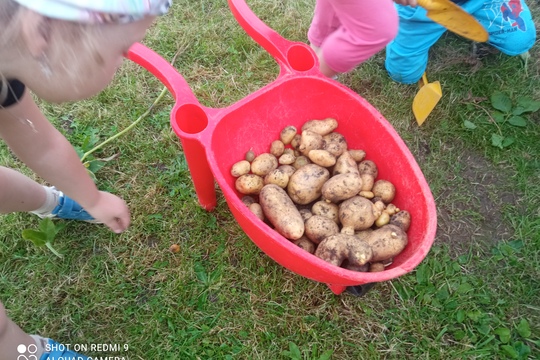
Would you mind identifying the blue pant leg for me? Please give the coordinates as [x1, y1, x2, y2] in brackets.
[384, 5, 448, 84]
[472, 0, 536, 56]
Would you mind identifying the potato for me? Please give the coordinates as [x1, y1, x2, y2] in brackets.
[372, 180, 396, 204]
[323, 132, 347, 157]
[390, 210, 411, 232]
[251, 153, 278, 176]
[290, 134, 302, 150]
[277, 165, 296, 178]
[358, 160, 378, 191]
[375, 212, 390, 227]
[264, 168, 289, 188]
[315, 234, 373, 268]
[280, 125, 297, 145]
[270, 140, 285, 157]
[348, 149, 366, 162]
[245, 148, 256, 162]
[298, 130, 324, 155]
[278, 152, 296, 165]
[308, 149, 336, 167]
[369, 262, 386, 272]
[339, 196, 379, 234]
[301, 117, 338, 136]
[287, 164, 330, 205]
[235, 174, 264, 195]
[291, 236, 316, 254]
[355, 228, 373, 241]
[363, 224, 408, 262]
[248, 203, 264, 221]
[333, 151, 360, 176]
[241, 195, 256, 207]
[304, 215, 340, 244]
[311, 201, 339, 224]
[292, 155, 311, 170]
[321, 172, 363, 203]
[259, 184, 305, 240]
[231, 160, 251, 178]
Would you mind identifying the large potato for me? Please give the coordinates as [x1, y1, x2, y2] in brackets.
[333, 151, 359, 176]
[287, 164, 330, 205]
[363, 224, 408, 262]
[259, 184, 305, 240]
[339, 196, 379, 234]
[311, 201, 339, 224]
[301, 118, 338, 136]
[264, 168, 290, 188]
[321, 172, 362, 203]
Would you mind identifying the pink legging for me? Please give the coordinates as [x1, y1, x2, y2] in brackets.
[308, 0, 398, 73]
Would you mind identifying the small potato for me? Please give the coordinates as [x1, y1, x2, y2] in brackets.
[363, 224, 408, 262]
[280, 125, 297, 145]
[321, 172, 363, 203]
[278, 152, 296, 165]
[251, 153, 278, 176]
[235, 174, 264, 195]
[311, 201, 339, 224]
[293, 155, 311, 170]
[290, 134, 302, 150]
[298, 130, 324, 155]
[231, 160, 251, 178]
[372, 180, 396, 204]
[248, 203, 265, 221]
[323, 132, 347, 157]
[358, 160, 378, 192]
[241, 195, 256, 207]
[315, 234, 373, 268]
[259, 184, 305, 240]
[287, 164, 330, 205]
[369, 262, 386, 272]
[264, 168, 290, 188]
[359, 191, 374, 199]
[375, 212, 390, 227]
[301, 118, 338, 136]
[333, 151, 360, 176]
[270, 140, 285, 157]
[390, 210, 411, 232]
[245, 149, 256, 162]
[305, 215, 340, 244]
[348, 149, 366, 162]
[308, 149, 336, 167]
[291, 236, 316, 254]
[277, 165, 296, 178]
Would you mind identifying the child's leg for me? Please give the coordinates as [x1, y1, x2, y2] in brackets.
[471, 0, 536, 56]
[384, 5, 448, 84]
[310, 0, 398, 76]
[307, 0, 340, 51]
[0, 166, 47, 213]
[0, 301, 39, 360]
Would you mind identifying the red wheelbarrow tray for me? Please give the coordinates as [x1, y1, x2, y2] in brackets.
[126, 0, 437, 295]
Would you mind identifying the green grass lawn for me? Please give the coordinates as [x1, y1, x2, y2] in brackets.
[1, 1, 538, 359]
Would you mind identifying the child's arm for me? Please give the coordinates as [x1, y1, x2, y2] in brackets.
[0, 89, 130, 233]
[394, 0, 418, 6]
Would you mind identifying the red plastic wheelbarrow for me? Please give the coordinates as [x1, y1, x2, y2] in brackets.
[127, 0, 437, 296]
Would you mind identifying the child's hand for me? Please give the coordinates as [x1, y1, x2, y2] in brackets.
[85, 191, 131, 233]
[394, 0, 417, 6]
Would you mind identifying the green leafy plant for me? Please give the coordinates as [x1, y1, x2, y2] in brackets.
[22, 218, 66, 258]
[464, 91, 540, 149]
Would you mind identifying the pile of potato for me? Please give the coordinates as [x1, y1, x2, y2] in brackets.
[231, 118, 411, 273]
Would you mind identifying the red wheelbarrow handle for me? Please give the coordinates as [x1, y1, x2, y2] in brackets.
[228, 0, 319, 76]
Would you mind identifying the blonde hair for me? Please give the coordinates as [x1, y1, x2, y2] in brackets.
[0, 0, 103, 85]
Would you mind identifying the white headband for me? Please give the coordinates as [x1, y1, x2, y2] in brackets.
[13, 0, 172, 23]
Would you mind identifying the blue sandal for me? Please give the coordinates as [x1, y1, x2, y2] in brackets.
[36, 187, 101, 224]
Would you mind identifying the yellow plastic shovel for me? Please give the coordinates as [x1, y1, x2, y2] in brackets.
[412, 73, 442, 126]
[417, 0, 488, 42]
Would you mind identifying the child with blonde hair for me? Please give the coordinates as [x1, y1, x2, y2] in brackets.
[0, 1, 171, 359]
